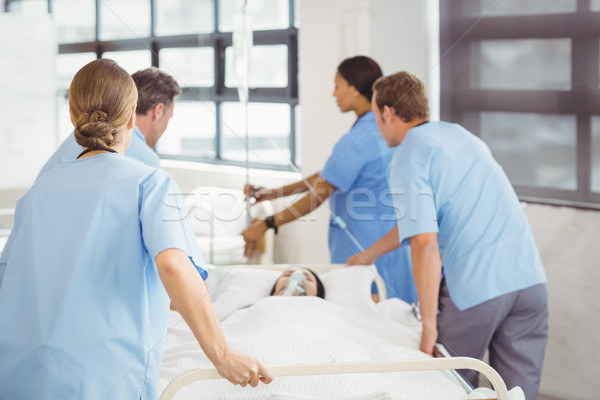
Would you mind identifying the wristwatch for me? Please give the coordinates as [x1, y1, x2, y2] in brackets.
[265, 215, 278, 234]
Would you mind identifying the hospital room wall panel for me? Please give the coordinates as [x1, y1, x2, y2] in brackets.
[369, 0, 440, 119]
[0, 14, 57, 190]
[523, 203, 600, 400]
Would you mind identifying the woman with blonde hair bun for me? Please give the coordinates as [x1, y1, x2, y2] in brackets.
[0, 59, 272, 399]
[69, 57, 138, 153]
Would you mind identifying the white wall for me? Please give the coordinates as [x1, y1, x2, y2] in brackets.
[0, 14, 56, 189]
[524, 204, 599, 400]
[369, 0, 440, 119]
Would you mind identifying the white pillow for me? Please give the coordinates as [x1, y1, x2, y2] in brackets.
[208, 265, 377, 321]
[208, 266, 280, 321]
[321, 265, 378, 314]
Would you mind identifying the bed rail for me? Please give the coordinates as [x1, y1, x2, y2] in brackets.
[160, 357, 509, 400]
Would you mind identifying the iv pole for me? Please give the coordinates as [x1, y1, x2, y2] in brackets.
[233, 0, 254, 260]
[232, 0, 252, 181]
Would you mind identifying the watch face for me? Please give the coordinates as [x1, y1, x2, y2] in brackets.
[265, 216, 278, 233]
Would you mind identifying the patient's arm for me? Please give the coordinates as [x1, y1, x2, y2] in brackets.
[244, 171, 321, 203]
[156, 248, 273, 387]
[346, 225, 401, 265]
[243, 176, 336, 257]
[409, 232, 442, 356]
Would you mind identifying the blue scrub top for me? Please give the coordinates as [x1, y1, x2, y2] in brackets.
[36, 126, 161, 181]
[0, 154, 206, 399]
[388, 121, 546, 310]
[320, 111, 417, 303]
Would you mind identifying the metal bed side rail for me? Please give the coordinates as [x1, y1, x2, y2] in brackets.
[160, 357, 509, 400]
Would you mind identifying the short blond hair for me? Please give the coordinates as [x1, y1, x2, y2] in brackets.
[69, 59, 138, 150]
[373, 71, 429, 122]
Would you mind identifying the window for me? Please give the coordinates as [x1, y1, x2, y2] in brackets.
[440, 0, 600, 208]
[5, 0, 299, 170]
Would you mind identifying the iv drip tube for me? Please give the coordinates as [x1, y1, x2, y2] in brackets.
[232, 0, 254, 229]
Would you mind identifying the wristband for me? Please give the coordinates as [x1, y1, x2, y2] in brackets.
[265, 215, 278, 234]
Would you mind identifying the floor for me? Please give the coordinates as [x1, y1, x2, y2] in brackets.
[538, 395, 564, 400]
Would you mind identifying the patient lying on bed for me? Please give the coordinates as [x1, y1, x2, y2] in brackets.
[270, 268, 325, 298]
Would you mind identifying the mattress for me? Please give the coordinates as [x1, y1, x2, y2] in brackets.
[160, 296, 474, 399]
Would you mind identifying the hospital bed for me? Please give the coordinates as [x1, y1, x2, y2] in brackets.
[159, 264, 524, 400]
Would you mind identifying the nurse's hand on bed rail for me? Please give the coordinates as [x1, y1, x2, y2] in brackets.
[213, 347, 273, 387]
[156, 249, 273, 389]
[420, 325, 439, 357]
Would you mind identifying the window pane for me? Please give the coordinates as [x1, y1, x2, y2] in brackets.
[592, 117, 600, 193]
[100, 0, 150, 40]
[55, 53, 97, 89]
[470, 39, 571, 90]
[6, 0, 47, 14]
[294, 104, 301, 167]
[461, 0, 576, 17]
[56, 92, 72, 141]
[156, 0, 214, 35]
[53, 0, 95, 43]
[159, 48, 214, 87]
[467, 112, 577, 190]
[156, 101, 216, 158]
[56, 91, 73, 142]
[102, 51, 151, 74]
[219, 0, 289, 31]
[225, 45, 288, 88]
[221, 102, 290, 165]
[591, 0, 600, 11]
[293, 0, 299, 28]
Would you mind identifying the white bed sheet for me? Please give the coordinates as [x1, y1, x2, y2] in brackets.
[160, 296, 489, 400]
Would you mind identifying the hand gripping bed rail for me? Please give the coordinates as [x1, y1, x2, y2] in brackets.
[160, 357, 509, 400]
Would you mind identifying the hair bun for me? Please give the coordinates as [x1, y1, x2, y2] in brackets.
[89, 110, 108, 123]
[74, 110, 116, 149]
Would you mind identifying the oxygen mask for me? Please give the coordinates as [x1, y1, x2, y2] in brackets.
[281, 269, 308, 296]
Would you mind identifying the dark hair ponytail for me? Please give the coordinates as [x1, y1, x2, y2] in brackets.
[337, 55, 383, 102]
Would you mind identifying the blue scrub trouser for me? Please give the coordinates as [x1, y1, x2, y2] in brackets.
[437, 280, 548, 400]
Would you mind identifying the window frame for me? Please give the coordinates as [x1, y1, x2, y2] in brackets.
[6, 0, 299, 171]
[439, 0, 600, 209]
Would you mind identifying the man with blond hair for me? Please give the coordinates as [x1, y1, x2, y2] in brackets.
[349, 71, 548, 400]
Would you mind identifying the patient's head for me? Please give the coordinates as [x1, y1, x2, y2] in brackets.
[270, 268, 325, 299]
